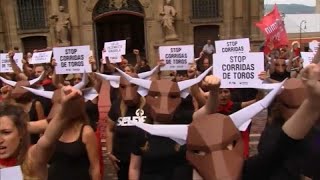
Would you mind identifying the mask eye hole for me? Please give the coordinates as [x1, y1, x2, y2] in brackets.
[226, 140, 237, 151]
[192, 150, 206, 156]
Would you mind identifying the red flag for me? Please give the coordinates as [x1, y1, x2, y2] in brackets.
[256, 5, 288, 48]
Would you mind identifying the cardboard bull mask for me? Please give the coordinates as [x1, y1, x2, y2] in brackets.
[22, 73, 98, 120]
[132, 80, 285, 180]
[0, 72, 44, 99]
[116, 67, 213, 123]
[276, 78, 307, 120]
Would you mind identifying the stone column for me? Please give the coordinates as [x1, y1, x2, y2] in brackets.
[223, 0, 233, 39]
[233, 0, 243, 38]
[51, 0, 59, 15]
[250, 0, 262, 40]
[0, 7, 6, 51]
[242, 0, 250, 37]
[1, 0, 20, 49]
[68, 0, 81, 45]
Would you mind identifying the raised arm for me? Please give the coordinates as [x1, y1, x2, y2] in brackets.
[8, 51, 28, 80]
[193, 75, 220, 120]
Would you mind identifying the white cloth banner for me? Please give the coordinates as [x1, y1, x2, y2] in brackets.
[30, 51, 53, 64]
[53, 46, 92, 74]
[213, 52, 264, 88]
[215, 38, 251, 54]
[0, 53, 23, 73]
[159, 45, 194, 71]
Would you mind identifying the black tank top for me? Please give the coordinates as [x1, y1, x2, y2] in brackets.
[28, 100, 39, 144]
[48, 125, 90, 180]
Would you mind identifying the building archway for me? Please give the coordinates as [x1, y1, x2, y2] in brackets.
[92, 0, 145, 63]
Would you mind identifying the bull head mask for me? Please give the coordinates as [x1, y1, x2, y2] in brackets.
[0, 72, 44, 99]
[22, 73, 98, 120]
[133, 80, 285, 180]
[116, 67, 213, 123]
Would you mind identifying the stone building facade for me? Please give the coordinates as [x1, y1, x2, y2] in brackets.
[0, 0, 264, 65]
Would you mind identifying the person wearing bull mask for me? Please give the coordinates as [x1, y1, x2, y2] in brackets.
[105, 70, 148, 180]
[256, 49, 320, 180]
[130, 62, 320, 180]
[113, 67, 213, 180]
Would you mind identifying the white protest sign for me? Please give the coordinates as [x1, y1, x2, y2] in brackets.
[215, 38, 250, 54]
[309, 40, 319, 54]
[0, 166, 23, 180]
[301, 52, 314, 68]
[213, 52, 264, 88]
[109, 55, 122, 63]
[53, 45, 92, 74]
[104, 40, 126, 63]
[0, 53, 23, 73]
[30, 51, 53, 64]
[159, 45, 194, 71]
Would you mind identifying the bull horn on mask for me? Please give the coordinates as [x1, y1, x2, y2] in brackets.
[229, 79, 286, 129]
[115, 68, 152, 90]
[94, 73, 121, 88]
[132, 122, 188, 145]
[0, 76, 17, 87]
[137, 65, 159, 79]
[28, 71, 45, 86]
[0, 71, 44, 87]
[21, 86, 54, 99]
[177, 66, 213, 98]
[132, 79, 285, 145]
[73, 72, 89, 90]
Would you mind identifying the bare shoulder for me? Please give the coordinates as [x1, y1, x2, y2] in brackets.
[82, 125, 96, 144]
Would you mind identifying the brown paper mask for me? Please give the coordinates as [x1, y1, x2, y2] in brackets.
[116, 67, 213, 123]
[276, 78, 307, 120]
[146, 79, 181, 123]
[187, 114, 243, 180]
[119, 73, 139, 107]
[0, 72, 44, 99]
[22, 73, 95, 121]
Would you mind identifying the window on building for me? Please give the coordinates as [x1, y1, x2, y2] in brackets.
[17, 0, 46, 30]
[192, 0, 219, 19]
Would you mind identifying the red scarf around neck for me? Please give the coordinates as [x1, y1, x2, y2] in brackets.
[0, 157, 17, 167]
[217, 100, 234, 115]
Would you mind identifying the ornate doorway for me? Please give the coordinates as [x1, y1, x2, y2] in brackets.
[93, 0, 145, 63]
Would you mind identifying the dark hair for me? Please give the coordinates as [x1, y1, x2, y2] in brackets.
[0, 103, 30, 164]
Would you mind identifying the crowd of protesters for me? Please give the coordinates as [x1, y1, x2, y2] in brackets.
[0, 38, 319, 180]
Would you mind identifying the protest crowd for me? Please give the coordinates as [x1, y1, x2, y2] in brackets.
[0, 4, 320, 180]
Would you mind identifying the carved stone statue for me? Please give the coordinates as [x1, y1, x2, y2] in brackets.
[51, 6, 71, 46]
[109, 0, 128, 10]
[160, 0, 178, 41]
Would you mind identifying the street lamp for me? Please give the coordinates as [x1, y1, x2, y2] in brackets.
[299, 20, 307, 46]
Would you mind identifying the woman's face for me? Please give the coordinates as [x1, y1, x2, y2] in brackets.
[73, 74, 82, 85]
[124, 66, 133, 74]
[0, 116, 20, 159]
[219, 88, 231, 105]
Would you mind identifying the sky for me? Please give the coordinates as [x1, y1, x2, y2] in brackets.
[264, 0, 316, 6]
